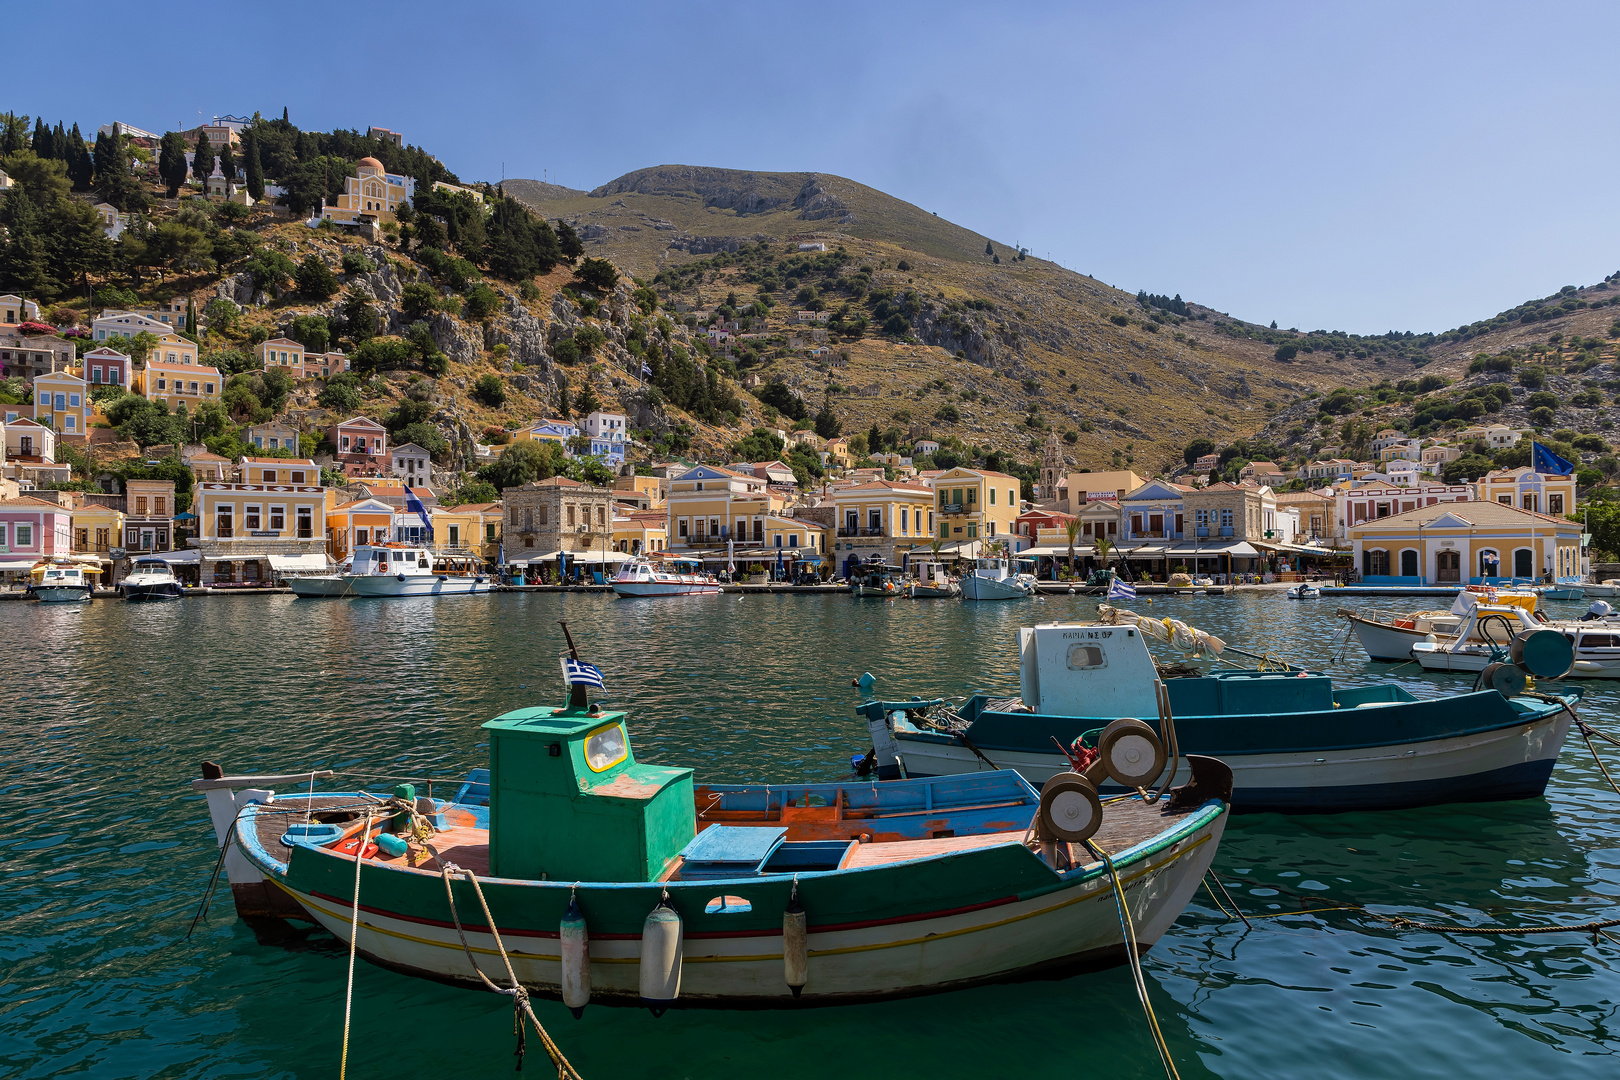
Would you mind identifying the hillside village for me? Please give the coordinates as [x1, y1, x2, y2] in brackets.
[1, 110, 1615, 588]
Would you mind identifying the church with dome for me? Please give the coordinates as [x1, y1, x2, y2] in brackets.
[321, 156, 415, 227]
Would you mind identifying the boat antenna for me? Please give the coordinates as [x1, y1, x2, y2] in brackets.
[558, 621, 588, 710]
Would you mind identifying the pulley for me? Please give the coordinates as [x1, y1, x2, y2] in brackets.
[1037, 772, 1103, 842]
[1480, 661, 1528, 698]
[1095, 718, 1168, 789]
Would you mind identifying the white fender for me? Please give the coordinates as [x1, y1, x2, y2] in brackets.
[639, 894, 683, 1016]
[560, 893, 591, 1018]
[783, 884, 808, 997]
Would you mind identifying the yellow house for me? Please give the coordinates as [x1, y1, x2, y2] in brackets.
[613, 473, 667, 509]
[830, 480, 935, 565]
[433, 501, 503, 560]
[666, 464, 780, 548]
[192, 458, 327, 583]
[1, 293, 40, 325]
[144, 360, 222, 410]
[513, 419, 578, 449]
[257, 337, 308, 380]
[327, 497, 395, 561]
[325, 157, 415, 225]
[1348, 499, 1582, 584]
[825, 437, 853, 469]
[1474, 468, 1577, 518]
[32, 371, 92, 440]
[932, 468, 1021, 543]
[148, 332, 198, 368]
[761, 514, 827, 557]
[614, 507, 668, 555]
[72, 502, 124, 556]
[1064, 469, 1144, 507]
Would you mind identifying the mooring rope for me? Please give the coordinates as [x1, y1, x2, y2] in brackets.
[338, 812, 380, 1080]
[1575, 718, 1620, 798]
[1084, 837, 1180, 1080]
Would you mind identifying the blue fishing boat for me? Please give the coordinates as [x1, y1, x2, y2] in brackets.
[870, 618, 1580, 813]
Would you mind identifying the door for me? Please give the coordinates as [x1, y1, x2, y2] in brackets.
[1436, 550, 1460, 583]
[1514, 548, 1534, 579]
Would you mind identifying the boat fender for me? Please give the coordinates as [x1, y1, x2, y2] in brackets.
[396, 573, 407, 582]
[639, 890, 683, 1016]
[561, 889, 591, 1019]
[783, 878, 808, 997]
[1036, 772, 1102, 842]
[857, 671, 877, 691]
[1480, 661, 1529, 698]
[375, 833, 408, 858]
[1093, 718, 1168, 789]
[1510, 628, 1575, 680]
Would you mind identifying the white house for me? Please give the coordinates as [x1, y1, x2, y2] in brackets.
[582, 410, 628, 466]
[390, 442, 432, 483]
[93, 310, 170, 343]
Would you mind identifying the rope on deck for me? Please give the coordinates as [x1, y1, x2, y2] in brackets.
[1083, 837, 1182, 1080]
[339, 812, 381, 1080]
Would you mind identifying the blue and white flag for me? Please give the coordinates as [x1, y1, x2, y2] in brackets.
[562, 657, 605, 689]
[405, 489, 434, 540]
[1532, 441, 1575, 476]
[1107, 576, 1136, 601]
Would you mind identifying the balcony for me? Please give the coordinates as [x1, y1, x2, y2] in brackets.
[837, 527, 887, 538]
[940, 504, 964, 514]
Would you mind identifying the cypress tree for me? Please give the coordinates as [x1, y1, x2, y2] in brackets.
[186, 297, 197, 335]
[243, 130, 264, 200]
[218, 140, 236, 181]
[51, 121, 67, 161]
[158, 132, 189, 197]
[30, 118, 48, 156]
[192, 132, 215, 185]
[984, 240, 993, 257]
[66, 124, 93, 190]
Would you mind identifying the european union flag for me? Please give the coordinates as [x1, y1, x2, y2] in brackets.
[1532, 441, 1575, 476]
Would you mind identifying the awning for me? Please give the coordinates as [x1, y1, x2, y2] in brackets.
[0, 557, 39, 571]
[567, 551, 631, 565]
[152, 549, 201, 564]
[269, 554, 331, 573]
[1166, 540, 1260, 558]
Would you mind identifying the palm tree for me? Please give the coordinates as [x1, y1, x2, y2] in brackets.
[1064, 519, 1081, 578]
[1093, 535, 1114, 580]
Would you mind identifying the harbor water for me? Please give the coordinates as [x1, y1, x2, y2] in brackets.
[3, 591, 1618, 1078]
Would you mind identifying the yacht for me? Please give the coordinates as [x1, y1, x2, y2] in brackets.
[612, 556, 720, 597]
[29, 560, 96, 603]
[288, 546, 489, 598]
[120, 556, 184, 601]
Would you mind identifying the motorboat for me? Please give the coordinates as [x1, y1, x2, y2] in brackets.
[1285, 584, 1321, 599]
[1414, 603, 1620, 679]
[1539, 585, 1586, 601]
[850, 560, 903, 597]
[612, 556, 720, 597]
[28, 559, 96, 603]
[960, 555, 1038, 601]
[120, 556, 183, 601]
[284, 558, 353, 598]
[289, 545, 490, 598]
[904, 560, 960, 598]
[873, 614, 1579, 813]
[191, 647, 1233, 1007]
[1339, 588, 1541, 660]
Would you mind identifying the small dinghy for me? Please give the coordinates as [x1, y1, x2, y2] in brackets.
[1285, 584, 1321, 599]
[191, 632, 1232, 1008]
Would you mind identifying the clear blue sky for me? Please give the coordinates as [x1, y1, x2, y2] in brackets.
[11, 1, 1618, 335]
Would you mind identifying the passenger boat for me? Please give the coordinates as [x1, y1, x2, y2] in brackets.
[1340, 588, 1541, 660]
[190, 650, 1233, 1007]
[850, 560, 903, 597]
[288, 545, 489, 598]
[960, 555, 1037, 601]
[119, 556, 183, 601]
[612, 556, 720, 597]
[1582, 579, 1620, 598]
[27, 559, 96, 603]
[877, 617, 1578, 813]
[904, 560, 960, 598]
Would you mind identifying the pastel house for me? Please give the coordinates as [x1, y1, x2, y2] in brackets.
[257, 337, 307, 380]
[33, 371, 91, 440]
[83, 346, 131, 387]
[0, 496, 73, 564]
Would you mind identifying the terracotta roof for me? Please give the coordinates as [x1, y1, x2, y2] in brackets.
[444, 503, 501, 513]
[0, 496, 69, 509]
[244, 457, 317, 466]
[1349, 500, 1575, 531]
[831, 481, 933, 495]
[529, 476, 582, 488]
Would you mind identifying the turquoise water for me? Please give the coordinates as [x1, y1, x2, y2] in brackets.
[2, 591, 1617, 1078]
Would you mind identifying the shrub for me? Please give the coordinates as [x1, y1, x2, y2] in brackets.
[1416, 373, 1449, 392]
[1529, 406, 1556, 427]
[474, 373, 507, 407]
[400, 282, 440, 323]
[1525, 391, 1559, 410]
[341, 250, 377, 276]
[463, 283, 501, 321]
[1110, 314, 1129, 326]
[1274, 343, 1298, 362]
[296, 255, 338, 301]
[935, 403, 961, 423]
[1518, 365, 1547, 389]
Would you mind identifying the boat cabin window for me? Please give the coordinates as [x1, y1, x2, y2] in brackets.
[584, 722, 628, 772]
[1066, 644, 1108, 670]
[417, 553, 430, 568]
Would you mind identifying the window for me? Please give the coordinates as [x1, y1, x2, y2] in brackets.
[1549, 494, 1564, 515]
[523, 509, 534, 530]
[966, 488, 976, 505]
[448, 524, 461, 547]
[1514, 548, 1534, 578]
[65, 416, 75, 432]
[486, 523, 497, 541]
[678, 518, 689, 537]
[216, 507, 233, 538]
[597, 507, 606, 525]
[341, 436, 351, 451]
[869, 509, 882, 532]
[1009, 488, 1016, 507]
[296, 507, 312, 539]
[54, 393, 65, 409]
[135, 497, 148, 515]
[204, 382, 214, 395]
[253, 435, 264, 448]
[245, 505, 261, 531]
[291, 471, 305, 484]
[928, 512, 934, 533]
[356, 528, 370, 546]
[92, 368, 102, 383]
[1363, 549, 1389, 576]
[539, 505, 549, 525]
[567, 505, 576, 526]
[16, 524, 31, 547]
[966, 524, 979, 538]
[989, 488, 997, 506]
[1497, 494, 1511, 505]
[1400, 549, 1419, 577]
[69, 393, 80, 407]
[270, 507, 285, 532]
[1221, 509, 1234, 527]
[900, 508, 909, 534]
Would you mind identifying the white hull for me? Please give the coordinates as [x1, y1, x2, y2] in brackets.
[1582, 582, 1620, 597]
[32, 586, 92, 604]
[1345, 616, 1437, 661]
[257, 816, 1224, 1002]
[1414, 645, 1620, 679]
[612, 580, 720, 597]
[897, 710, 1570, 810]
[344, 575, 491, 597]
[287, 576, 353, 598]
[906, 585, 959, 598]
[961, 576, 1031, 601]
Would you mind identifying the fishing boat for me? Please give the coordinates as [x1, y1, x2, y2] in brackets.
[27, 559, 97, 603]
[1339, 588, 1541, 660]
[876, 616, 1578, 813]
[612, 556, 720, 597]
[1285, 584, 1321, 599]
[1582, 579, 1620, 598]
[904, 560, 960, 598]
[119, 556, 183, 601]
[850, 560, 903, 597]
[1414, 604, 1620, 679]
[288, 545, 489, 598]
[1539, 585, 1586, 601]
[960, 555, 1038, 601]
[190, 644, 1233, 1008]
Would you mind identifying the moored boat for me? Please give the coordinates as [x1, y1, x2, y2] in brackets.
[1340, 588, 1541, 660]
[1285, 584, 1321, 599]
[612, 556, 720, 597]
[191, 650, 1233, 1008]
[1414, 605, 1620, 679]
[904, 560, 960, 598]
[119, 556, 184, 601]
[850, 560, 903, 597]
[27, 559, 97, 603]
[877, 617, 1577, 813]
[960, 555, 1037, 601]
[289, 545, 490, 598]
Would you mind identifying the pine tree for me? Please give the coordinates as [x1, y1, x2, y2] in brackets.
[65, 125, 93, 190]
[192, 132, 215, 185]
[0, 112, 28, 156]
[243, 130, 264, 200]
[218, 140, 236, 181]
[158, 132, 189, 197]
[984, 241, 994, 258]
[30, 118, 48, 156]
[93, 131, 147, 213]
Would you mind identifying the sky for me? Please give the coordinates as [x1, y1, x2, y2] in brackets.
[10, 1, 1620, 335]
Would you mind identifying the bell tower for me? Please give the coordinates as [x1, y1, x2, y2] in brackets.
[1040, 432, 1062, 502]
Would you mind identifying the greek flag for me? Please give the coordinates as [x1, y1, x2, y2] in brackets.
[405, 489, 434, 540]
[1107, 576, 1136, 601]
[562, 658, 605, 689]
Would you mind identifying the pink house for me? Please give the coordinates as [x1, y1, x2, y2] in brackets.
[0, 496, 73, 566]
[328, 416, 388, 476]
[83, 346, 131, 387]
